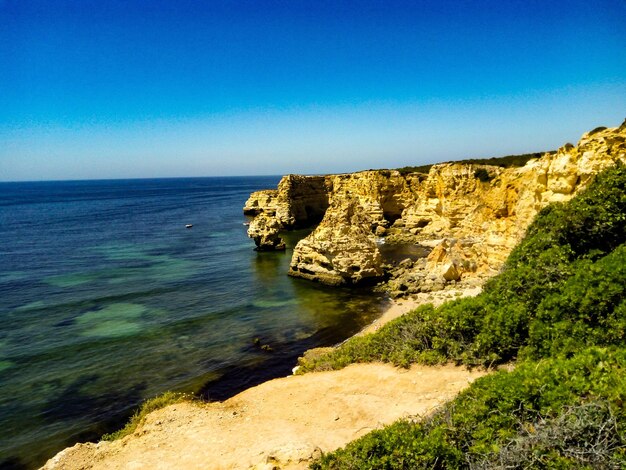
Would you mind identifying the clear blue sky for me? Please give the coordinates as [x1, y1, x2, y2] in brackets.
[1, 0, 625, 181]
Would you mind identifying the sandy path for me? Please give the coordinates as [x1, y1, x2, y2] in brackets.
[43, 363, 485, 470]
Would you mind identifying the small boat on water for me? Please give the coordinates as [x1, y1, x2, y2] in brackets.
[185, 224, 193, 229]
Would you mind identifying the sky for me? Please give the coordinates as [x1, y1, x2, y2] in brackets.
[1, 0, 625, 181]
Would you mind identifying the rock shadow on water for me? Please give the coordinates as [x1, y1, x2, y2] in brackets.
[0, 457, 29, 470]
[199, 325, 351, 402]
[252, 248, 286, 279]
[40, 374, 147, 423]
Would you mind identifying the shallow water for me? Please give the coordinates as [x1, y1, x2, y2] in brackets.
[0, 177, 388, 469]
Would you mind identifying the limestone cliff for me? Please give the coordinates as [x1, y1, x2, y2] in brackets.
[244, 175, 329, 250]
[244, 121, 626, 290]
[288, 198, 383, 285]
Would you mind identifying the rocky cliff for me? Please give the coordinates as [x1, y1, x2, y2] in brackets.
[244, 175, 329, 250]
[244, 121, 626, 291]
[288, 198, 384, 286]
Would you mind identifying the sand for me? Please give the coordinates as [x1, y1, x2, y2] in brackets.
[43, 363, 485, 470]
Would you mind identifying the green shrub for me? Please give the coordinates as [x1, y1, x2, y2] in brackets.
[473, 168, 492, 182]
[312, 348, 626, 469]
[473, 401, 624, 469]
[396, 151, 555, 176]
[458, 151, 555, 168]
[589, 126, 607, 135]
[524, 245, 626, 359]
[396, 164, 434, 175]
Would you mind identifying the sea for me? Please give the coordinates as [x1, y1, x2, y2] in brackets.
[0, 177, 389, 469]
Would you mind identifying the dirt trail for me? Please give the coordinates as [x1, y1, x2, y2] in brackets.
[43, 363, 485, 470]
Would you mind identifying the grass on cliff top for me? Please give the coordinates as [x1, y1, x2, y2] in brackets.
[308, 163, 626, 469]
[102, 391, 194, 441]
[396, 150, 556, 175]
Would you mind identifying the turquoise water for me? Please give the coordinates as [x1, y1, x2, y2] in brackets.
[0, 178, 388, 469]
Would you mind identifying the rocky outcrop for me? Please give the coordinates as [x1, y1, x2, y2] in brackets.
[245, 121, 626, 290]
[386, 238, 480, 296]
[286, 170, 413, 285]
[383, 122, 625, 295]
[243, 175, 329, 250]
[247, 213, 286, 251]
[288, 199, 383, 285]
[243, 189, 279, 216]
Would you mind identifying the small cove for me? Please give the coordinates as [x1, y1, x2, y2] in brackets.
[0, 178, 389, 469]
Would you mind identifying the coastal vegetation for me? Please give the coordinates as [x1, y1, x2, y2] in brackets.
[312, 349, 626, 469]
[396, 150, 555, 175]
[305, 163, 626, 468]
[102, 392, 194, 441]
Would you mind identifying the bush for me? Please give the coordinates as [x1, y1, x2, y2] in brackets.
[589, 126, 608, 135]
[396, 164, 434, 175]
[473, 168, 492, 182]
[312, 348, 626, 469]
[524, 245, 626, 359]
[473, 401, 624, 469]
[396, 151, 555, 175]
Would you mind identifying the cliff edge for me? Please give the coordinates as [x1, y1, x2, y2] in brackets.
[244, 122, 626, 293]
[42, 363, 485, 470]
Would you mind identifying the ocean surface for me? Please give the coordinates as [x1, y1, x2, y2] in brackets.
[0, 177, 389, 469]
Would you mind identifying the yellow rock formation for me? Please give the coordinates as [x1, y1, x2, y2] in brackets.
[245, 122, 626, 290]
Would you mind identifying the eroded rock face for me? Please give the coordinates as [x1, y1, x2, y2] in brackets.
[247, 213, 286, 251]
[244, 175, 330, 250]
[387, 238, 479, 297]
[325, 170, 413, 229]
[383, 122, 626, 294]
[245, 121, 626, 288]
[275, 174, 330, 227]
[288, 199, 383, 286]
[243, 189, 279, 216]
